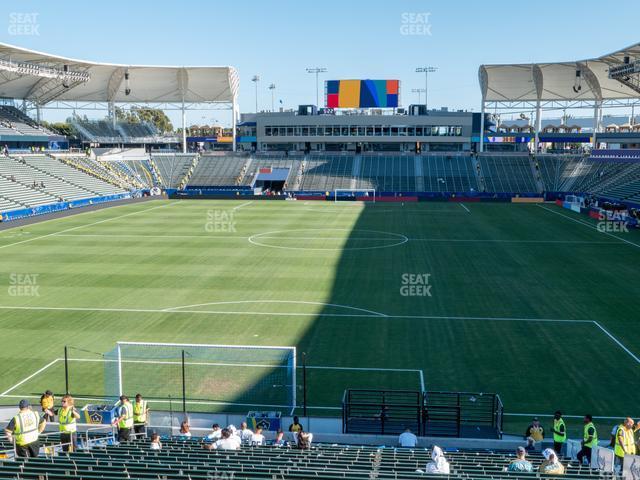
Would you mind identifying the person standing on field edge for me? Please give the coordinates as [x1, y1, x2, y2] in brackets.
[552, 411, 566, 455]
[112, 395, 134, 442]
[577, 414, 598, 466]
[4, 400, 47, 458]
[133, 394, 149, 438]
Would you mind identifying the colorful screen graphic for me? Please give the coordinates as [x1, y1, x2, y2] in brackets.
[325, 79, 399, 108]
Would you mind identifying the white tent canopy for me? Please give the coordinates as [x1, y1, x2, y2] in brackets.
[0, 42, 239, 105]
[479, 43, 640, 102]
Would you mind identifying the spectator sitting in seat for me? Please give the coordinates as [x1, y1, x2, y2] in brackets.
[507, 446, 533, 472]
[179, 420, 191, 438]
[150, 432, 162, 450]
[539, 448, 565, 475]
[398, 427, 417, 447]
[212, 428, 240, 450]
[205, 423, 221, 441]
[251, 427, 265, 446]
[239, 421, 253, 443]
[296, 427, 312, 449]
[425, 446, 450, 474]
[525, 417, 544, 450]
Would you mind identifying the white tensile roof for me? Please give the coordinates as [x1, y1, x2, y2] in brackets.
[479, 43, 640, 102]
[0, 42, 239, 104]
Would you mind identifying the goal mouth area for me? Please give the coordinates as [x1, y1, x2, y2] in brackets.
[334, 189, 376, 202]
[105, 341, 297, 414]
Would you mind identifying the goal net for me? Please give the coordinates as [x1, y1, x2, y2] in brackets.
[104, 342, 296, 413]
[334, 188, 376, 202]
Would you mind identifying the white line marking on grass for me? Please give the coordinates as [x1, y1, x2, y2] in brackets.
[0, 358, 60, 396]
[0, 304, 599, 323]
[48, 233, 620, 246]
[0, 202, 175, 251]
[593, 321, 640, 364]
[163, 300, 388, 317]
[537, 204, 640, 249]
[248, 228, 408, 251]
[459, 203, 470, 213]
[232, 201, 253, 210]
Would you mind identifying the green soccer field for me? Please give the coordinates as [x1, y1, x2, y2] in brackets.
[0, 199, 639, 436]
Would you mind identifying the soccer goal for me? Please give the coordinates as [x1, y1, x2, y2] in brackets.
[334, 188, 376, 202]
[104, 342, 297, 413]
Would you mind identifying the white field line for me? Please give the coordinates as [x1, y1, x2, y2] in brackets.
[232, 201, 253, 210]
[537, 204, 640, 249]
[66, 357, 421, 375]
[593, 321, 640, 365]
[0, 358, 60, 396]
[0, 202, 175, 251]
[0, 304, 599, 323]
[49, 233, 621, 245]
[163, 300, 387, 317]
[459, 203, 470, 213]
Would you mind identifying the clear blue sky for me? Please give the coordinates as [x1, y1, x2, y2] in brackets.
[1, 0, 639, 127]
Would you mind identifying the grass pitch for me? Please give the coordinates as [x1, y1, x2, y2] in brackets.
[0, 199, 639, 437]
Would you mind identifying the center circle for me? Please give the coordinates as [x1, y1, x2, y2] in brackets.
[248, 228, 408, 251]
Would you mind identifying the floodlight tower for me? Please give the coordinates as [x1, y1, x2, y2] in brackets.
[268, 83, 276, 111]
[251, 75, 260, 113]
[415, 66, 438, 111]
[306, 67, 327, 108]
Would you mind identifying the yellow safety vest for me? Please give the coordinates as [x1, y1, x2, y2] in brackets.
[13, 411, 40, 446]
[118, 402, 134, 429]
[58, 407, 77, 433]
[583, 422, 598, 448]
[133, 400, 147, 423]
[40, 396, 53, 410]
[553, 418, 566, 443]
[615, 425, 636, 458]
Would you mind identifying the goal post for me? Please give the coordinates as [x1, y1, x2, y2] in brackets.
[334, 188, 376, 202]
[104, 341, 297, 414]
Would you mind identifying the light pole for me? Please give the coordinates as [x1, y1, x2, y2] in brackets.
[251, 75, 260, 113]
[415, 66, 437, 111]
[306, 67, 327, 107]
[268, 83, 276, 111]
[411, 88, 426, 104]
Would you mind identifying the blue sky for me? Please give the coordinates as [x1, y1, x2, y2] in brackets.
[1, 0, 639, 126]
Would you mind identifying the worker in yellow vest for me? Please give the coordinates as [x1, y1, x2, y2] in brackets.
[111, 395, 134, 442]
[577, 414, 598, 466]
[614, 417, 636, 472]
[133, 393, 149, 438]
[55, 395, 80, 452]
[3, 400, 47, 457]
[552, 410, 567, 456]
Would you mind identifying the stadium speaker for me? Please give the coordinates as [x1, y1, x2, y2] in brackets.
[125, 71, 131, 96]
[624, 56, 630, 64]
[62, 65, 69, 89]
[573, 70, 582, 93]
[409, 104, 427, 116]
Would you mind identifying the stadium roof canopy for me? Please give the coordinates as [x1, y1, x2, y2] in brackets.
[479, 43, 640, 103]
[0, 42, 239, 105]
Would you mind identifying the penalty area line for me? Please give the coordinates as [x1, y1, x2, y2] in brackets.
[0, 358, 60, 396]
